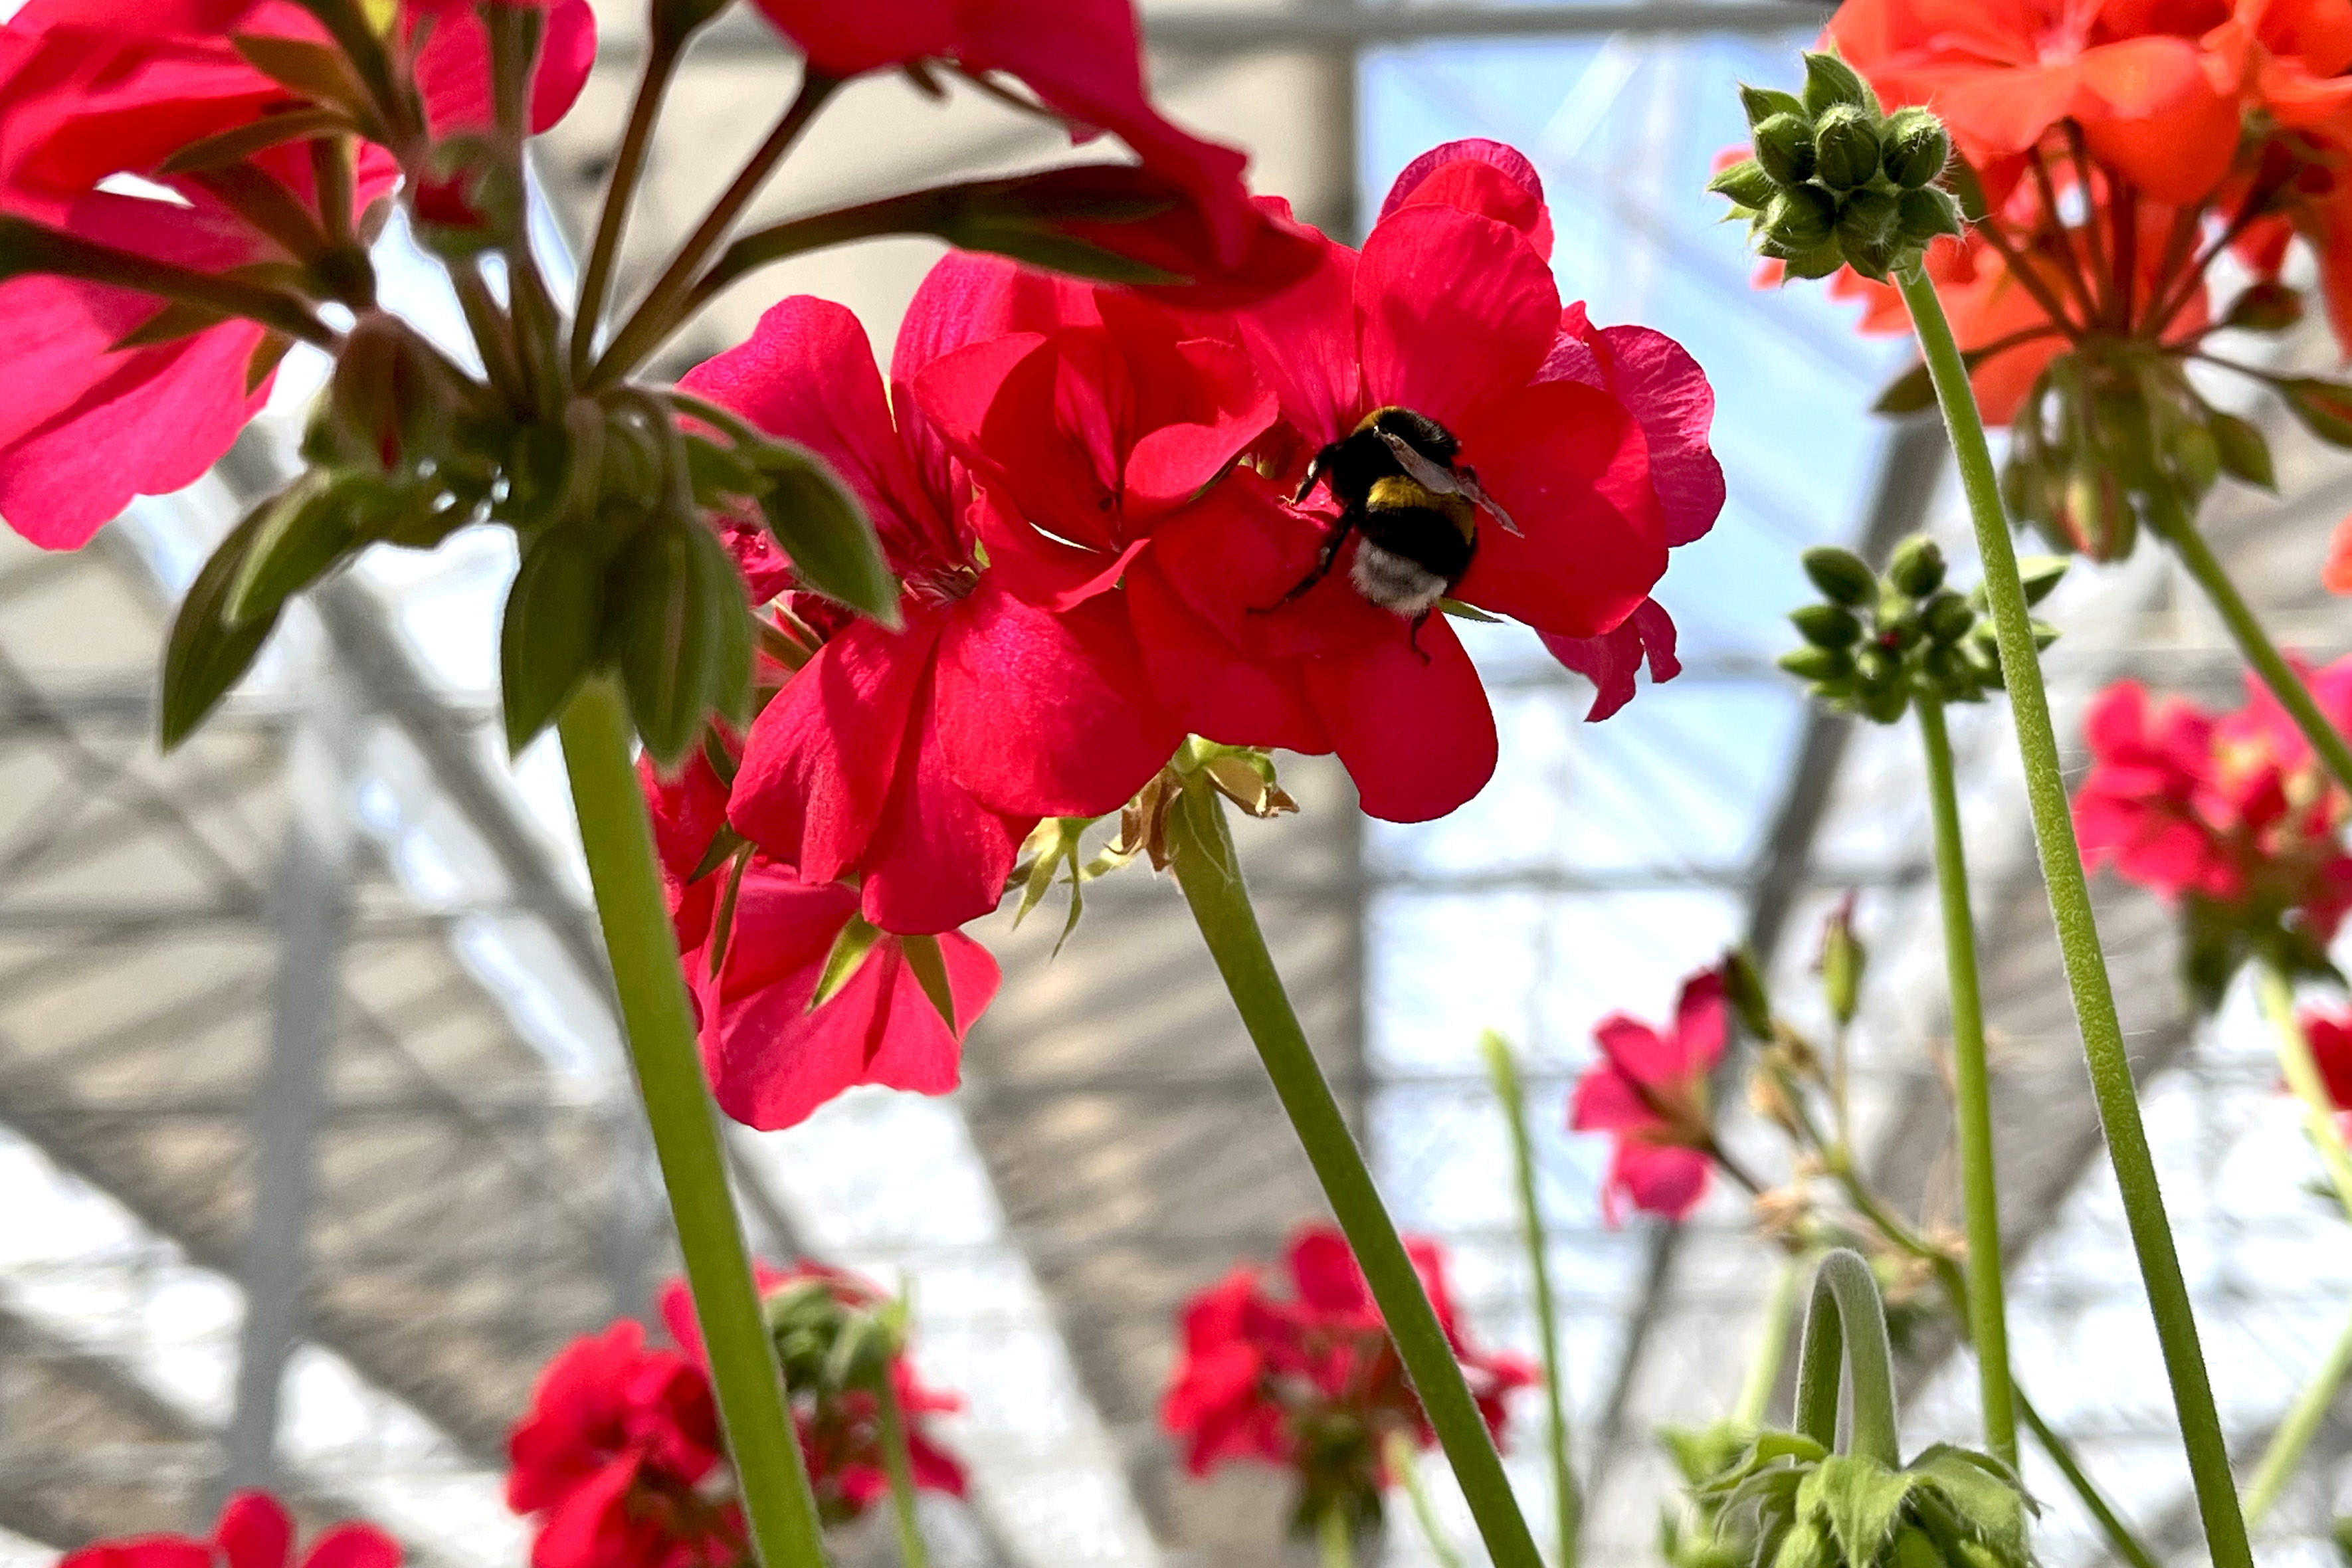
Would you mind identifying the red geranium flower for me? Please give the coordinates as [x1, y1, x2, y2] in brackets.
[508, 1321, 737, 1568]
[658, 1264, 967, 1525]
[64, 1492, 400, 1568]
[0, 0, 595, 548]
[1161, 1222, 1532, 1510]
[1119, 140, 1719, 819]
[1569, 966, 1729, 1224]
[2076, 664, 2352, 967]
[698, 284, 1183, 935]
[642, 746, 997, 1133]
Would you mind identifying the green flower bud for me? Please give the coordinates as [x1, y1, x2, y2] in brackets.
[1738, 84, 1808, 129]
[1791, 603, 1862, 648]
[1921, 589, 1975, 642]
[1707, 157, 1779, 211]
[1819, 900, 1866, 1025]
[1862, 680, 1911, 724]
[1897, 185, 1964, 245]
[1779, 242, 1848, 280]
[1801, 50, 1876, 118]
[1720, 947, 1776, 1039]
[1801, 544, 1878, 605]
[1779, 644, 1852, 681]
[1887, 534, 1946, 597]
[1753, 112, 1818, 186]
[1836, 187, 1903, 278]
[1763, 183, 1837, 252]
[1813, 104, 1881, 189]
[1880, 107, 1951, 188]
[1879, 612, 1923, 651]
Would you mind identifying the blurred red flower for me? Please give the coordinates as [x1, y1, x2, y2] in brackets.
[508, 1321, 738, 1568]
[1569, 966, 1729, 1224]
[642, 747, 997, 1132]
[2076, 662, 2352, 956]
[0, 0, 595, 548]
[62, 1493, 400, 1568]
[1161, 1222, 1532, 1500]
[2296, 1005, 2352, 1129]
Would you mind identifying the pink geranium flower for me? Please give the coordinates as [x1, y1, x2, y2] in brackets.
[1569, 967, 1729, 1224]
[62, 1492, 400, 1568]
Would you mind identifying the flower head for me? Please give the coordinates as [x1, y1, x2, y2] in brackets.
[1569, 966, 1730, 1223]
[62, 1494, 400, 1568]
[2076, 662, 2352, 1003]
[1161, 1223, 1531, 1534]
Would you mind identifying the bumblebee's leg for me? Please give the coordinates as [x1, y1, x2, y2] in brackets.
[1255, 517, 1355, 613]
[1407, 609, 1435, 665]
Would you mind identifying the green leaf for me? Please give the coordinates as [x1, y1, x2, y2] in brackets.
[159, 501, 284, 751]
[2014, 554, 2069, 607]
[227, 474, 363, 627]
[1771, 1515, 1837, 1568]
[2208, 409, 2276, 490]
[1909, 1446, 2032, 1556]
[499, 535, 607, 753]
[2279, 377, 2352, 447]
[755, 439, 901, 627]
[900, 934, 959, 1033]
[1800, 1454, 1917, 1568]
[229, 34, 376, 123]
[811, 914, 884, 1010]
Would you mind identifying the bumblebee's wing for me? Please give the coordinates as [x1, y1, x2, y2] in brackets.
[1373, 429, 1522, 535]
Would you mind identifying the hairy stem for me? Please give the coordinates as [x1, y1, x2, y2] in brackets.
[1166, 781, 1542, 1568]
[1897, 262, 2252, 1568]
[2015, 1393, 2161, 1568]
[1793, 1250, 1901, 1465]
[557, 680, 829, 1568]
[1482, 1030, 1579, 1568]
[1914, 695, 2018, 1465]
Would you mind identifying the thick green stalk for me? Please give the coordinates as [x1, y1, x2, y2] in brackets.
[1318, 1506, 1355, 1568]
[2242, 1296, 2352, 1526]
[874, 1374, 931, 1568]
[1480, 1030, 1580, 1568]
[1165, 781, 1543, 1568]
[1913, 695, 2018, 1466]
[1732, 1256, 1801, 1428]
[1386, 1432, 1468, 1568]
[2253, 963, 2352, 1220]
[557, 679, 828, 1568]
[1896, 262, 2253, 1568]
[2151, 496, 2352, 803]
[1792, 1250, 1901, 1465]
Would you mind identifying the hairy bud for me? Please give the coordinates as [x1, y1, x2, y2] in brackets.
[1879, 107, 1951, 189]
[1812, 104, 1880, 189]
[1753, 112, 1818, 187]
[1887, 535, 1946, 597]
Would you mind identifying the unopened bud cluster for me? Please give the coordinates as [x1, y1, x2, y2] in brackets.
[1779, 536, 2064, 720]
[1710, 53, 1960, 282]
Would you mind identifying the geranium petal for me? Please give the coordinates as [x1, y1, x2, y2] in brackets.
[1379, 139, 1552, 258]
[216, 1493, 292, 1568]
[1612, 1142, 1712, 1221]
[1357, 205, 1557, 431]
[860, 679, 1028, 935]
[1302, 613, 1497, 822]
[1127, 555, 1333, 753]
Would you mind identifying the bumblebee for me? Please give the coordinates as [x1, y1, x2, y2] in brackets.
[1276, 406, 1519, 623]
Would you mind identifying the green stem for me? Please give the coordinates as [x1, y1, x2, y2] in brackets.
[2016, 1393, 2162, 1568]
[1164, 781, 1542, 1568]
[1481, 1030, 1580, 1568]
[1732, 1254, 1801, 1429]
[557, 679, 828, 1568]
[1791, 1249, 1901, 1465]
[1318, 1504, 1354, 1568]
[1896, 262, 2254, 1568]
[1387, 1432, 1468, 1568]
[1914, 695, 2018, 1466]
[874, 1373, 931, 1568]
[570, 29, 684, 377]
[2149, 494, 2352, 804]
[2252, 963, 2352, 1222]
[2242, 1294, 2352, 1527]
[589, 74, 840, 387]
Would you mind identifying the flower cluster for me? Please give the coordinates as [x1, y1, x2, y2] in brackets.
[508, 1264, 964, 1568]
[1793, 0, 2352, 561]
[1569, 965, 1733, 1223]
[1161, 1223, 1532, 1535]
[2076, 658, 2352, 1005]
[61, 1494, 400, 1568]
[654, 138, 1723, 1130]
